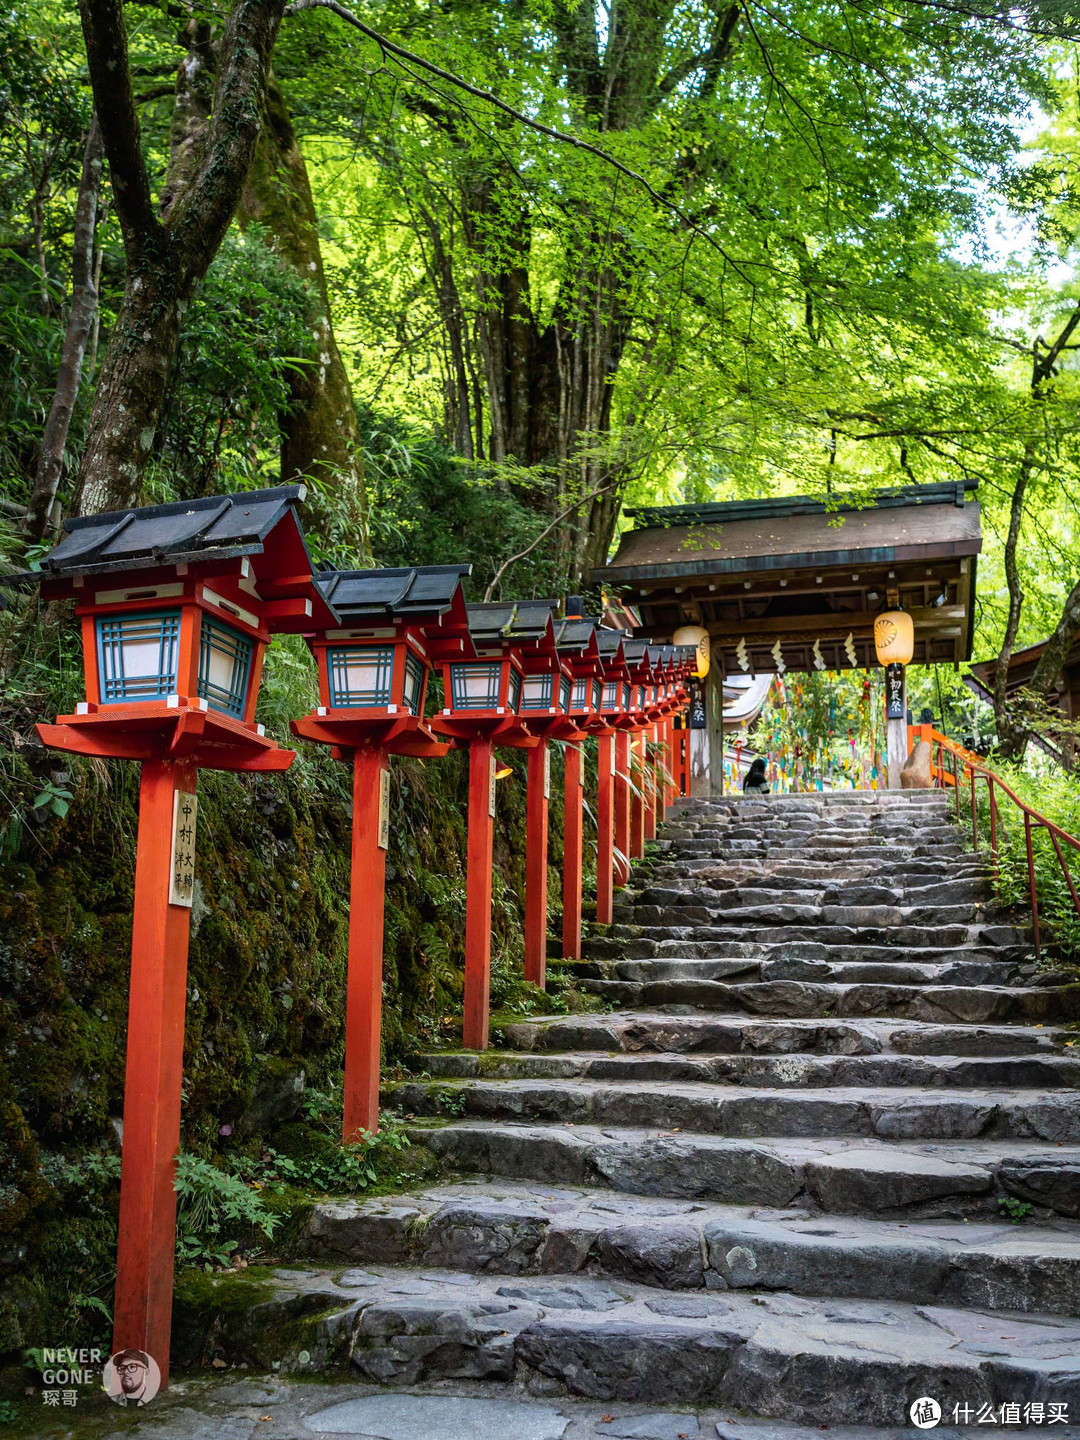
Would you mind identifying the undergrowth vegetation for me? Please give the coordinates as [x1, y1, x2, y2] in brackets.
[955, 760, 1080, 967]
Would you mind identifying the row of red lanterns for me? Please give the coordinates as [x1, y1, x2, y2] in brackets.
[12, 485, 694, 1386]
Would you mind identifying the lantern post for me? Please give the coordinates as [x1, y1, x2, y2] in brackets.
[587, 628, 629, 922]
[623, 643, 656, 863]
[643, 647, 670, 840]
[607, 639, 646, 877]
[515, 608, 591, 985]
[649, 648, 677, 822]
[553, 618, 605, 961]
[24, 486, 329, 1387]
[666, 649, 694, 811]
[291, 565, 472, 1140]
[874, 602, 915, 789]
[431, 601, 557, 1047]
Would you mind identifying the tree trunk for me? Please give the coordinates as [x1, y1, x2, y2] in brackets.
[77, 256, 188, 515]
[238, 71, 370, 558]
[991, 302, 1080, 759]
[23, 113, 104, 543]
[74, 0, 285, 517]
[991, 445, 1032, 760]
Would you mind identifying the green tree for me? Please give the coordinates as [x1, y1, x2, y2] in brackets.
[281, 0, 1054, 586]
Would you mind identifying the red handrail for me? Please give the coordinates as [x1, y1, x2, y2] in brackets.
[917, 728, 1080, 961]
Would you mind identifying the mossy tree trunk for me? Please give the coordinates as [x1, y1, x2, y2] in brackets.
[239, 71, 371, 559]
[73, 0, 285, 516]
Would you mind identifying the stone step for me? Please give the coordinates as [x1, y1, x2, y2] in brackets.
[572, 939, 1022, 963]
[412, 1047, 1080, 1091]
[412, 1120, 1080, 1219]
[498, 1012, 1072, 1058]
[573, 978, 1080, 1025]
[634, 880, 992, 906]
[303, 1180, 1080, 1317]
[664, 842, 966, 862]
[388, 1078, 1080, 1143]
[174, 1261, 1080, 1420]
[622, 900, 996, 926]
[623, 903, 990, 928]
[647, 863, 989, 886]
[565, 958, 1019, 986]
[583, 923, 1031, 956]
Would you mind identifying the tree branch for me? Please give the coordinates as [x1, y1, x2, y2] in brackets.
[77, 0, 160, 251]
[483, 475, 623, 602]
[166, 0, 286, 281]
[283, 0, 758, 283]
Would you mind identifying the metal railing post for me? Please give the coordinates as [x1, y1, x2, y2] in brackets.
[971, 765, 978, 852]
[1024, 812, 1041, 961]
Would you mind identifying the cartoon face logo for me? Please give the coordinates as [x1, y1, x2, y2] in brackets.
[103, 1350, 161, 1407]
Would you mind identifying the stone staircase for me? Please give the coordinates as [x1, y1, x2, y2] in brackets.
[184, 792, 1080, 1428]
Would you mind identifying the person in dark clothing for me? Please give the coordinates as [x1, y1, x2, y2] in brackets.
[743, 757, 770, 794]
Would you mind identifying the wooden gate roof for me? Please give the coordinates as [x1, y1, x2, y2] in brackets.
[593, 481, 981, 675]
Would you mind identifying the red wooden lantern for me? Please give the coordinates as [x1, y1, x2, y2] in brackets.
[24, 486, 331, 1389]
[431, 600, 559, 1048]
[552, 617, 605, 963]
[291, 566, 471, 1141]
[593, 628, 633, 893]
[622, 641, 659, 862]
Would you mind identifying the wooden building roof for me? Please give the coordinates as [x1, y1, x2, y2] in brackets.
[594, 482, 981, 676]
[966, 634, 1080, 766]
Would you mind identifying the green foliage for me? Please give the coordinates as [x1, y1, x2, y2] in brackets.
[174, 1153, 280, 1270]
[998, 1196, 1036, 1224]
[751, 672, 886, 792]
[955, 759, 1080, 963]
[146, 229, 318, 502]
[0, 3, 89, 509]
[360, 405, 562, 598]
[31, 780, 70, 821]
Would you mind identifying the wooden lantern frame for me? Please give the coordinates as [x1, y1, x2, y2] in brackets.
[430, 600, 560, 1047]
[291, 566, 472, 1141]
[21, 485, 330, 1390]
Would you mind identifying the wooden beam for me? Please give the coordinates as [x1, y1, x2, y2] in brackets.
[637, 608, 965, 643]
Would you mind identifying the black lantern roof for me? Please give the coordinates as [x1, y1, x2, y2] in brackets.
[317, 564, 471, 620]
[31, 485, 312, 578]
[466, 600, 559, 644]
[555, 618, 598, 651]
[594, 624, 626, 659]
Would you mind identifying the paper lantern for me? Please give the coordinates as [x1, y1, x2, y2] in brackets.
[673, 624, 710, 678]
[874, 609, 914, 666]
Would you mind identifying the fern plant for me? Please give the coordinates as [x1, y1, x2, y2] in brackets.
[174, 1153, 280, 1270]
